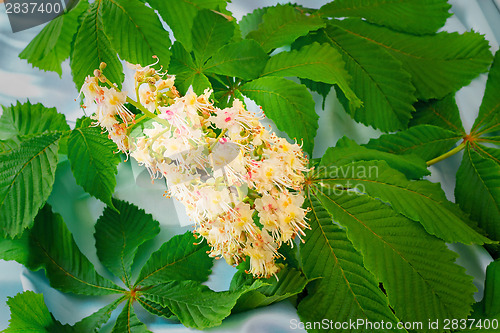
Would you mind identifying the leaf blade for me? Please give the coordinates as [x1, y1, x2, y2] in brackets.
[111, 300, 151, 333]
[364, 125, 462, 161]
[147, 0, 226, 52]
[141, 280, 260, 329]
[0, 133, 60, 238]
[94, 199, 160, 287]
[4, 291, 70, 332]
[18, 0, 88, 76]
[471, 259, 500, 321]
[315, 160, 491, 244]
[28, 205, 122, 295]
[246, 4, 325, 53]
[320, 23, 417, 131]
[73, 297, 124, 332]
[472, 50, 500, 136]
[239, 7, 268, 38]
[334, 19, 493, 100]
[71, 1, 123, 90]
[101, 0, 171, 69]
[67, 123, 121, 208]
[320, 0, 451, 35]
[240, 76, 318, 156]
[312, 186, 476, 331]
[230, 266, 308, 313]
[0, 101, 70, 140]
[410, 94, 465, 134]
[322, 136, 430, 179]
[137, 297, 175, 319]
[298, 192, 404, 332]
[204, 39, 269, 80]
[192, 9, 234, 64]
[135, 231, 213, 287]
[455, 146, 500, 241]
[262, 42, 360, 108]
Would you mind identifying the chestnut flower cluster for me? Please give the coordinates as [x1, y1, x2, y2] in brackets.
[80, 62, 310, 278]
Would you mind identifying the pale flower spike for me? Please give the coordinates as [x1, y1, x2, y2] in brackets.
[80, 61, 311, 279]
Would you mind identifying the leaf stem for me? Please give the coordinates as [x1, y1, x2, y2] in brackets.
[426, 142, 467, 166]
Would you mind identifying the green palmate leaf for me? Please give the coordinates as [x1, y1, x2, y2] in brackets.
[0, 101, 70, 140]
[4, 291, 71, 332]
[192, 9, 234, 64]
[455, 146, 500, 241]
[410, 94, 465, 134]
[333, 19, 493, 100]
[71, 0, 123, 90]
[246, 4, 325, 53]
[28, 205, 122, 295]
[148, 0, 226, 52]
[311, 186, 477, 331]
[111, 300, 151, 333]
[364, 125, 462, 161]
[320, 0, 451, 35]
[239, 7, 268, 38]
[230, 267, 308, 313]
[94, 199, 160, 288]
[321, 137, 430, 179]
[169, 42, 211, 95]
[262, 42, 361, 108]
[141, 280, 261, 329]
[73, 297, 124, 332]
[67, 121, 121, 209]
[204, 39, 269, 80]
[136, 298, 175, 319]
[19, 0, 88, 76]
[471, 260, 500, 321]
[0, 133, 60, 238]
[101, 0, 171, 69]
[316, 160, 490, 245]
[471, 50, 500, 136]
[298, 193, 403, 333]
[319, 23, 416, 131]
[135, 231, 213, 287]
[240, 77, 318, 156]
